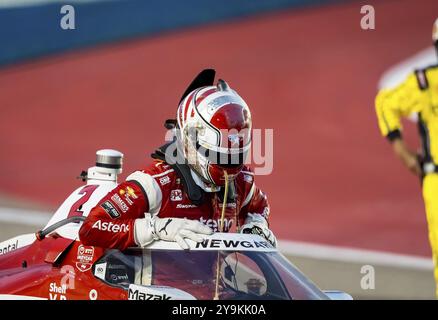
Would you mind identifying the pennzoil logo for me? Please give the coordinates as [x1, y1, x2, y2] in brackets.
[76, 245, 94, 272]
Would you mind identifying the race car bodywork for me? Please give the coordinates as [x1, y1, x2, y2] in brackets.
[0, 149, 351, 300]
[0, 231, 350, 300]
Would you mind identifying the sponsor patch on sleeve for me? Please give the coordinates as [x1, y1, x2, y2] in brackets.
[101, 201, 121, 219]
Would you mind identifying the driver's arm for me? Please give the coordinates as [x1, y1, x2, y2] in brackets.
[79, 176, 152, 250]
[79, 170, 212, 250]
[238, 172, 276, 246]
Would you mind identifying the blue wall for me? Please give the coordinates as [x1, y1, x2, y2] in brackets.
[0, 0, 337, 66]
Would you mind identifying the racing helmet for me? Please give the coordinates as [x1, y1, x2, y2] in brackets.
[176, 79, 252, 186]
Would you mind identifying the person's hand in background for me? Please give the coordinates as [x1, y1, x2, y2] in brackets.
[392, 139, 422, 177]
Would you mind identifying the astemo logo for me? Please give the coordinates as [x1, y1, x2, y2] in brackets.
[163, 128, 274, 176]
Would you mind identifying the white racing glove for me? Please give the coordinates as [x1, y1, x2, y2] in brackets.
[240, 213, 277, 247]
[134, 216, 213, 249]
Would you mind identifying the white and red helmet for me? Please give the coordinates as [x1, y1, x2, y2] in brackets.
[176, 79, 252, 186]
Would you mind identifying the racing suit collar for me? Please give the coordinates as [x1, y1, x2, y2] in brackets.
[190, 169, 221, 193]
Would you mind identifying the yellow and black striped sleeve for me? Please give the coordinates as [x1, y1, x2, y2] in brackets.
[375, 71, 428, 142]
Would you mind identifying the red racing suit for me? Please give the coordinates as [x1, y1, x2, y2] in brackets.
[79, 160, 270, 250]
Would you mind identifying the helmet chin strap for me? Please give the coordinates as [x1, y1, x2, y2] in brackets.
[189, 167, 220, 192]
[214, 170, 229, 300]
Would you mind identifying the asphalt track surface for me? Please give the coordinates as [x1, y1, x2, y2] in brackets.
[1, 0, 438, 258]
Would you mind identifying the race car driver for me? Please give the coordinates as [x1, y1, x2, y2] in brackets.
[79, 69, 276, 251]
[375, 19, 438, 297]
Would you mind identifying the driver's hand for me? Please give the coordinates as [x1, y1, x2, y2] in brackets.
[153, 217, 213, 249]
[240, 213, 277, 247]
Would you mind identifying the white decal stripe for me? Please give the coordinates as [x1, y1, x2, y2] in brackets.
[126, 171, 162, 214]
[196, 86, 213, 98]
[177, 96, 186, 128]
[186, 92, 196, 123]
[183, 89, 199, 124]
[241, 183, 255, 208]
